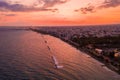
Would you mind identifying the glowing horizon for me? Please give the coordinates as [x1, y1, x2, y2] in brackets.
[0, 0, 120, 26]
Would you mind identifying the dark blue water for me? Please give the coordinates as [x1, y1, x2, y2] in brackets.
[0, 29, 119, 80]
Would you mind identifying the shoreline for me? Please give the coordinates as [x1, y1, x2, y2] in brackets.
[31, 29, 120, 75]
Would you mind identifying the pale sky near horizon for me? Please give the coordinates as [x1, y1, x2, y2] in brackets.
[0, 0, 120, 26]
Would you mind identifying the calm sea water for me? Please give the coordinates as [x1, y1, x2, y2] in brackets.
[0, 29, 120, 80]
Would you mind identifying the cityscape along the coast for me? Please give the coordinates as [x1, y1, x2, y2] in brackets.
[0, 0, 120, 80]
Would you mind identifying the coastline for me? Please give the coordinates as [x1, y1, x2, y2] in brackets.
[30, 28, 120, 75]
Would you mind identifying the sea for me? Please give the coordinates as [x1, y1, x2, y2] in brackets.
[0, 27, 120, 80]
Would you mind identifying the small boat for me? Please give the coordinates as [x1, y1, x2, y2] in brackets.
[56, 65, 63, 69]
[47, 46, 50, 50]
[45, 40, 47, 43]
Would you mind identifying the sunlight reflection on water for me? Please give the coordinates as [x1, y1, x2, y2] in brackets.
[0, 30, 119, 80]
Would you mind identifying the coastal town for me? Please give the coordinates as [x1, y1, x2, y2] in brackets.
[31, 25, 120, 74]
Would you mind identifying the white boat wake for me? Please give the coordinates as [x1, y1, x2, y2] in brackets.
[42, 36, 63, 69]
[52, 56, 63, 69]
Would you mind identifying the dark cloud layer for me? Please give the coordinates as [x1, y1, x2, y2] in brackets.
[0, 0, 67, 12]
[75, 5, 95, 14]
[75, 0, 120, 14]
[99, 0, 120, 8]
[0, 1, 30, 12]
[38, 0, 68, 8]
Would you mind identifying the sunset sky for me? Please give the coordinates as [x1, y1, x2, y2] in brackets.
[0, 0, 120, 26]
